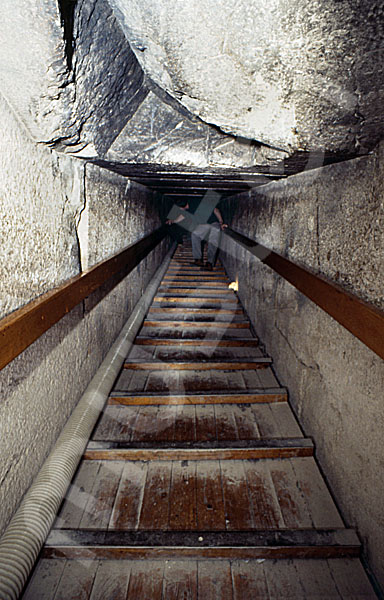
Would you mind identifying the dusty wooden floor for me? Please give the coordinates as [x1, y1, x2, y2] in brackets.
[22, 243, 377, 599]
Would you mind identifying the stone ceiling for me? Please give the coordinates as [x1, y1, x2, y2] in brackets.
[1, 0, 384, 193]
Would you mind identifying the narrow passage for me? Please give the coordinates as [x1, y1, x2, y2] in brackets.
[23, 242, 376, 599]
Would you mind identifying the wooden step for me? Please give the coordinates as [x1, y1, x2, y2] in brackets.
[83, 440, 313, 460]
[123, 359, 271, 371]
[146, 313, 247, 323]
[53, 458, 344, 532]
[114, 366, 280, 393]
[95, 401, 298, 441]
[148, 307, 244, 315]
[138, 328, 255, 340]
[108, 389, 288, 405]
[128, 345, 264, 362]
[142, 320, 250, 329]
[43, 528, 360, 561]
[154, 295, 239, 304]
[135, 338, 259, 347]
[23, 557, 376, 599]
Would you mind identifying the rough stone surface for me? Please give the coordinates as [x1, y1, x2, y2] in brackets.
[220, 145, 384, 583]
[0, 94, 168, 536]
[107, 90, 289, 168]
[0, 93, 83, 318]
[110, 0, 384, 154]
[0, 0, 147, 154]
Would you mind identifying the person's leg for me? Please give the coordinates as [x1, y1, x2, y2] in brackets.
[206, 222, 221, 265]
[191, 224, 209, 261]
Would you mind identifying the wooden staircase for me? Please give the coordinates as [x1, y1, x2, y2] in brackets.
[22, 243, 377, 599]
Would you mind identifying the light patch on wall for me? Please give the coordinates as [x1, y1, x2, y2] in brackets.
[228, 280, 238, 291]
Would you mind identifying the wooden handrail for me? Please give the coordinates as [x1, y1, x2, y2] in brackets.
[0, 226, 167, 371]
[225, 228, 384, 361]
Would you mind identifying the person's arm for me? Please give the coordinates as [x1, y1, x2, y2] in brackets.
[166, 213, 185, 225]
[213, 207, 228, 230]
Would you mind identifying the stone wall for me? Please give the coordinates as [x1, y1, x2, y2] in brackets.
[0, 95, 168, 535]
[220, 145, 384, 584]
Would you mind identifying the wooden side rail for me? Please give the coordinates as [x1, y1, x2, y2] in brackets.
[225, 228, 384, 361]
[0, 226, 167, 371]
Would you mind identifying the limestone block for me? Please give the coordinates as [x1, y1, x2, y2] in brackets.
[109, 0, 384, 154]
[0, 0, 146, 154]
[0, 94, 83, 318]
[107, 90, 288, 168]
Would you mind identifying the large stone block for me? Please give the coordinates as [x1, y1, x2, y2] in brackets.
[0, 0, 146, 154]
[109, 0, 384, 155]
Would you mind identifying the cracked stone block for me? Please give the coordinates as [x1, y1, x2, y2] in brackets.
[0, 0, 147, 155]
[109, 0, 384, 155]
[107, 90, 289, 168]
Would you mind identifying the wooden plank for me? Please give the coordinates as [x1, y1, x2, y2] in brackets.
[150, 345, 262, 362]
[173, 404, 196, 442]
[262, 560, 306, 599]
[214, 404, 239, 441]
[195, 404, 217, 441]
[269, 459, 313, 528]
[123, 359, 269, 370]
[109, 462, 147, 530]
[328, 558, 378, 598]
[220, 460, 254, 530]
[232, 404, 260, 439]
[126, 561, 164, 600]
[45, 528, 361, 551]
[108, 389, 287, 405]
[198, 561, 233, 600]
[243, 460, 284, 529]
[144, 370, 180, 393]
[55, 460, 100, 529]
[162, 561, 197, 600]
[79, 461, 123, 529]
[290, 457, 344, 528]
[251, 404, 282, 438]
[22, 559, 66, 600]
[142, 321, 249, 329]
[92, 406, 123, 440]
[92, 406, 139, 441]
[0, 227, 166, 371]
[151, 404, 177, 441]
[232, 560, 269, 599]
[126, 369, 149, 393]
[168, 461, 197, 529]
[196, 461, 226, 530]
[138, 461, 172, 529]
[240, 369, 264, 389]
[148, 307, 243, 315]
[226, 228, 384, 361]
[257, 367, 280, 387]
[89, 560, 131, 600]
[135, 338, 258, 347]
[154, 295, 238, 304]
[158, 288, 234, 296]
[113, 369, 134, 391]
[224, 369, 248, 391]
[130, 405, 160, 441]
[269, 403, 303, 438]
[161, 281, 229, 288]
[53, 559, 99, 600]
[83, 445, 313, 461]
[112, 405, 140, 440]
[295, 559, 345, 597]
